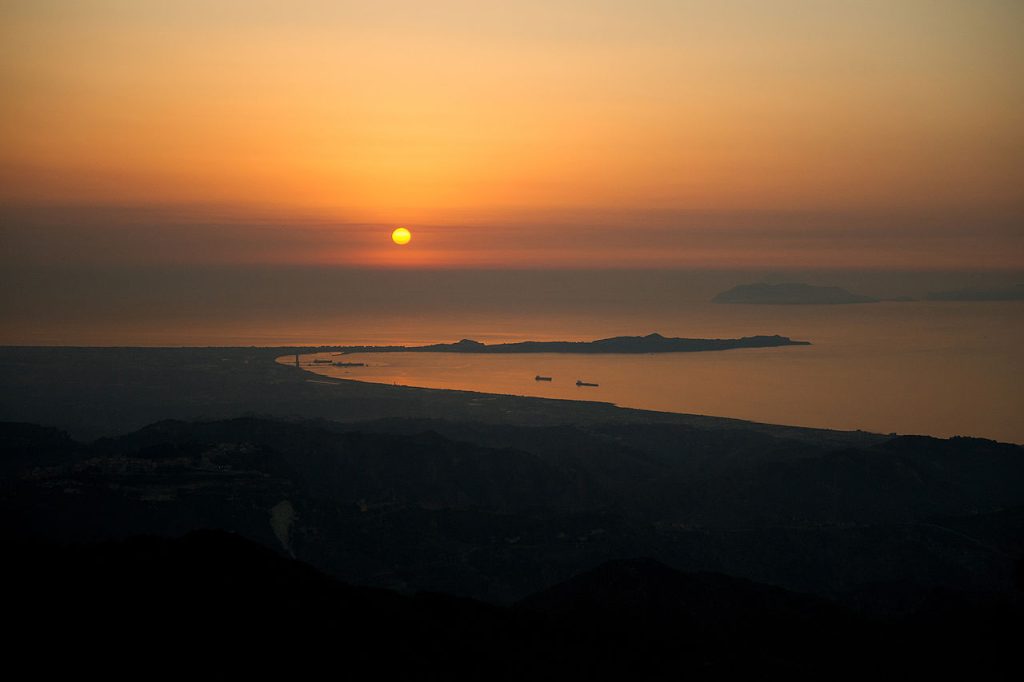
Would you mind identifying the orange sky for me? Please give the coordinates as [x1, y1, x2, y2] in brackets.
[1, 1, 1022, 268]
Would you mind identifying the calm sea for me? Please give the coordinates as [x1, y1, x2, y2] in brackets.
[290, 301, 1023, 443]
[4, 265, 1020, 442]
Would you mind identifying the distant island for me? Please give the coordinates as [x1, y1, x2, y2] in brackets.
[338, 332, 810, 354]
[926, 284, 1024, 302]
[713, 282, 878, 305]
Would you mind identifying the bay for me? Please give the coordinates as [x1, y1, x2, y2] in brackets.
[292, 301, 1023, 443]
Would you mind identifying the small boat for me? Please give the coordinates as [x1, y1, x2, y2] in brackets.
[535, 375, 553, 381]
[576, 380, 599, 387]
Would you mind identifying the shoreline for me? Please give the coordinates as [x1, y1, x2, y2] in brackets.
[280, 351, 892, 446]
[2, 345, 1016, 445]
[0, 345, 884, 447]
[287, 349, 1023, 446]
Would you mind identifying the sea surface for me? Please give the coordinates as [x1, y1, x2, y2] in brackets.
[5, 265, 1020, 442]
[288, 301, 1024, 444]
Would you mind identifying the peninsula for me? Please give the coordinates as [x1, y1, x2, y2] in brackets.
[336, 332, 809, 355]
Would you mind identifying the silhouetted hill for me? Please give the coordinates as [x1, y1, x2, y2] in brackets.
[519, 557, 842, 625]
[0, 421, 82, 476]
[8, 530, 516, 677]
[714, 282, 878, 304]
[9, 531, 1019, 680]
[4, 416, 1022, 607]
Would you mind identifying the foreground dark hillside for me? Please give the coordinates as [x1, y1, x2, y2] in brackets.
[9, 530, 1019, 680]
[4, 416, 1022, 607]
[2, 347, 1021, 675]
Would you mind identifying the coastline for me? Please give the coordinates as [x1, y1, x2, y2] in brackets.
[0, 345, 884, 448]
[279, 351, 887, 447]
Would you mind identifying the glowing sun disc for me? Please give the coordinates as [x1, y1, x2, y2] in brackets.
[391, 227, 412, 245]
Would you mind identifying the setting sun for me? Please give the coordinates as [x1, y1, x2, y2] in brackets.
[391, 228, 412, 246]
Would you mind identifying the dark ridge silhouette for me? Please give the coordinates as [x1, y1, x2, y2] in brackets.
[714, 282, 878, 304]
[7, 530, 517, 677]
[518, 557, 844, 625]
[336, 332, 810, 354]
[0, 421, 83, 475]
[4, 416, 1022, 606]
[8, 531, 1019, 679]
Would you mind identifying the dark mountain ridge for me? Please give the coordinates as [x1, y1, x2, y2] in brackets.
[4, 416, 1022, 606]
[9, 530, 1018, 680]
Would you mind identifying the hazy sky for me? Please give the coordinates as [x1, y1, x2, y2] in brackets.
[1, 1, 1022, 268]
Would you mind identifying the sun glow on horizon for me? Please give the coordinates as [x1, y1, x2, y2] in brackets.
[1, 1, 1022, 269]
[391, 227, 412, 245]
